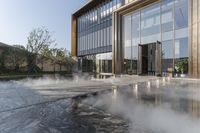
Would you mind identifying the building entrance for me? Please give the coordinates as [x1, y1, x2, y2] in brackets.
[138, 41, 162, 76]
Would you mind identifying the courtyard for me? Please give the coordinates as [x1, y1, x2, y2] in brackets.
[0, 75, 200, 133]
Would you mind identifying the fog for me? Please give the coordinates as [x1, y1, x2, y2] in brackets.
[82, 80, 200, 133]
[1, 75, 200, 133]
[11, 74, 113, 89]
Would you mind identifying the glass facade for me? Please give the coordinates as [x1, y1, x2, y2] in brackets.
[77, 0, 122, 73]
[77, 0, 122, 56]
[78, 52, 112, 73]
[75, 0, 189, 75]
[124, 12, 140, 74]
[123, 0, 189, 76]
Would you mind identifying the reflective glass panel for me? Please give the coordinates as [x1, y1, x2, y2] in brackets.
[141, 3, 161, 44]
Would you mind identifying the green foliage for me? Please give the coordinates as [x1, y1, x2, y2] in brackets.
[0, 27, 76, 75]
[175, 58, 188, 74]
[26, 27, 56, 73]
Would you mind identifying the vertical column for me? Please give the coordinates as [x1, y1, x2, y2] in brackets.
[71, 15, 77, 57]
[190, 0, 200, 78]
[198, 0, 200, 78]
[112, 12, 123, 74]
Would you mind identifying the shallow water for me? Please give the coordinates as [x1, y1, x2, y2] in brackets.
[0, 99, 128, 133]
[1, 77, 200, 133]
[83, 78, 200, 133]
[0, 76, 128, 133]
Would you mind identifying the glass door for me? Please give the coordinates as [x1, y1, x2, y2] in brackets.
[138, 41, 162, 76]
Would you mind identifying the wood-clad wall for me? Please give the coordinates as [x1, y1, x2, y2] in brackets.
[71, 15, 77, 57]
[190, 0, 200, 78]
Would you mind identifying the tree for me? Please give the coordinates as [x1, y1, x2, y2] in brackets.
[0, 51, 6, 73]
[26, 27, 56, 73]
[38, 45, 52, 71]
[49, 48, 76, 73]
[175, 58, 188, 74]
[65, 52, 77, 73]
[5, 45, 27, 72]
[55, 48, 66, 72]
[13, 45, 26, 50]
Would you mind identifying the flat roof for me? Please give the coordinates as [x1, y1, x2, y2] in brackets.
[73, 0, 103, 17]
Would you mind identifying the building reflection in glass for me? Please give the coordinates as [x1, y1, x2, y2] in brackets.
[123, 0, 189, 77]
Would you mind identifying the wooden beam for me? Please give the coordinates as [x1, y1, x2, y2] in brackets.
[71, 15, 77, 57]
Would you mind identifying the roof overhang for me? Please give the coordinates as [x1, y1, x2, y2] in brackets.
[73, 0, 104, 17]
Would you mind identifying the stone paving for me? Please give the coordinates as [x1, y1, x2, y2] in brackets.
[0, 75, 156, 133]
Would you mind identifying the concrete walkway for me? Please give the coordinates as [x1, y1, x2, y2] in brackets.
[0, 75, 157, 113]
[0, 75, 157, 133]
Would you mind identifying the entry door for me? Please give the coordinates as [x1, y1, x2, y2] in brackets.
[138, 41, 162, 76]
[138, 44, 152, 75]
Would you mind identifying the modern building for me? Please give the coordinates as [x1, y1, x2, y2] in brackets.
[72, 0, 200, 78]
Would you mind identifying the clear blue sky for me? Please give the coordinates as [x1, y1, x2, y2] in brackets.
[0, 0, 87, 50]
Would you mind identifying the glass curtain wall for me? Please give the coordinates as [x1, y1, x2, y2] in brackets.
[132, 12, 140, 74]
[77, 0, 122, 73]
[123, 0, 188, 76]
[124, 15, 132, 74]
[162, 0, 174, 76]
[174, 0, 189, 76]
[96, 52, 112, 73]
[124, 12, 140, 74]
[77, 0, 122, 57]
[141, 3, 161, 44]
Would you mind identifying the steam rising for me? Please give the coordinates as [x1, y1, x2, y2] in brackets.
[1, 75, 200, 133]
[83, 79, 200, 133]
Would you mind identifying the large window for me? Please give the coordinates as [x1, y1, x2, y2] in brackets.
[161, 0, 174, 75]
[77, 0, 122, 56]
[124, 15, 132, 74]
[96, 52, 112, 73]
[174, 0, 188, 76]
[174, 0, 188, 29]
[162, 0, 173, 32]
[141, 3, 161, 44]
[123, 0, 189, 76]
[132, 12, 140, 74]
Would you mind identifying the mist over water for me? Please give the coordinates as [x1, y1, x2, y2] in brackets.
[1, 75, 200, 133]
[12, 74, 111, 88]
[83, 79, 200, 133]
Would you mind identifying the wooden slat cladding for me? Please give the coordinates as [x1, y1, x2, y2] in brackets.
[71, 15, 77, 57]
[190, 0, 200, 78]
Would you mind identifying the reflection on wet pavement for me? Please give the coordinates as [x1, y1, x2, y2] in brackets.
[0, 99, 128, 133]
[1, 76, 200, 133]
[83, 78, 200, 133]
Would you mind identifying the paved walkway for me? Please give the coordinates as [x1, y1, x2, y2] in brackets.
[0, 75, 157, 113]
[0, 75, 157, 133]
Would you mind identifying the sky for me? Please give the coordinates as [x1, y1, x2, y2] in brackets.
[0, 0, 87, 51]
